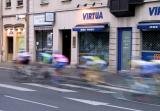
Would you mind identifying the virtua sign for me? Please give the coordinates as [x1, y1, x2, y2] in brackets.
[149, 6, 160, 16]
[83, 11, 103, 20]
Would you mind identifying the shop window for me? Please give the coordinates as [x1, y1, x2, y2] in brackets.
[6, 0, 11, 8]
[17, 0, 23, 7]
[79, 32, 109, 63]
[35, 30, 53, 61]
[142, 31, 160, 51]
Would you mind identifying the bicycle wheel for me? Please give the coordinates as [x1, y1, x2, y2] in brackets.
[12, 67, 30, 82]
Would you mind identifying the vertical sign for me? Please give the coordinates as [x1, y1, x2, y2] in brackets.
[47, 33, 53, 47]
[72, 36, 76, 48]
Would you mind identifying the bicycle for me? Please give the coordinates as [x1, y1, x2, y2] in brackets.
[12, 61, 53, 83]
[77, 64, 105, 85]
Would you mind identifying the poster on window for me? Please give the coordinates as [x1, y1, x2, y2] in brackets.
[142, 52, 160, 61]
[18, 37, 25, 51]
[47, 33, 53, 48]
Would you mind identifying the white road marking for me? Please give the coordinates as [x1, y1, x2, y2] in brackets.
[61, 84, 115, 94]
[96, 90, 116, 94]
[65, 97, 109, 105]
[5, 95, 59, 109]
[23, 83, 77, 93]
[104, 104, 143, 111]
[96, 85, 142, 93]
[0, 84, 36, 91]
[0, 67, 15, 71]
[65, 97, 143, 111]
[119, 97, 160, 107]
[62, 84, 97, 90]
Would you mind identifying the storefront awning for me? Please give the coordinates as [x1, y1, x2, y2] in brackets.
[137, 22, 160, 30]
[73, 23, 109, 32]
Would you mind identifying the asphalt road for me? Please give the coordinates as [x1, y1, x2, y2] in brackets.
[0, 69, 160, 111]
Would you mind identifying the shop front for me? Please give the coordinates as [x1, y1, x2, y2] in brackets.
[71, 9, 110, 65]
[3, 24, 25, 61]
[136, 4, 160, 61]
[73, 23, 109, 64]
[53, 6, 116, 70]
[34, 26, 53, 61]
[138, 22, 160, 61]
[33, 13, 55, 61]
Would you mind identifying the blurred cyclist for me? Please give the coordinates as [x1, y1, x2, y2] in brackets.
[13, 49, 31, 76]
[78, 56, 107, 84]
[16, 49, 31, 65]
[52, 50, 69, 83]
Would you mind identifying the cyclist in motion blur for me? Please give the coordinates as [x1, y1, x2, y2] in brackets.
[52, 50, 69, 83]
[13, 49, 31, 80]
[16, 49, 31, 65]
[78, 55, 107, 84]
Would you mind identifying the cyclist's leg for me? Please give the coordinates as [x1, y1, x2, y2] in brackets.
[53, 62, 68, 83]
[51, 62, 62, 84]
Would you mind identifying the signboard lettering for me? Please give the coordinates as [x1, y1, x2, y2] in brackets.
[34, 14, 53, 26]
[149, 6, 160, 16]
[83, 11, 103, 20]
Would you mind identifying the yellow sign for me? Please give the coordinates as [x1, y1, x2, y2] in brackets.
[154, 54, 160, 60]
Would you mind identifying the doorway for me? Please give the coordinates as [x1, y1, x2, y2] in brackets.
[62, 30, 71, 64]
[7, 37, 13, 61]
[118, 28, 132, 70]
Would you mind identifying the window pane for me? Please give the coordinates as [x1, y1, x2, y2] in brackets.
[6, 0, 11, 7]
[41, 0, 48, 3]
[17, 0, 23, 6]
[79, 32, 109, 62]
[142, 31, 160, 51]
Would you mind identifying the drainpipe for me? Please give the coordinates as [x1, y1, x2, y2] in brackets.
[26, 0, 29, 52]
[0, 0, 3, 62]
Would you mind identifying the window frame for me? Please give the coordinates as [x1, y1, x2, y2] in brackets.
[5, 0, 11, 8]
[17, 0, 23, 7]
[40, 0, 49, 5]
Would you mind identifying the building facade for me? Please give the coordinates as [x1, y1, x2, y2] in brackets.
[29, 0, 114, 70]
[2, 0, 27, 61]
[109, 0, 160, 71]
[1, 0, 160, 72]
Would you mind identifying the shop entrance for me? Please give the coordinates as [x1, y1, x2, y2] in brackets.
[62, 30, 71, 64]
[35, 30, 53, 62]
[118, 28, 132, 70]
[7, 37, 13, 61]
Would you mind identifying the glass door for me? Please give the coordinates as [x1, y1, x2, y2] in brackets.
[118, 28, 132, 70]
